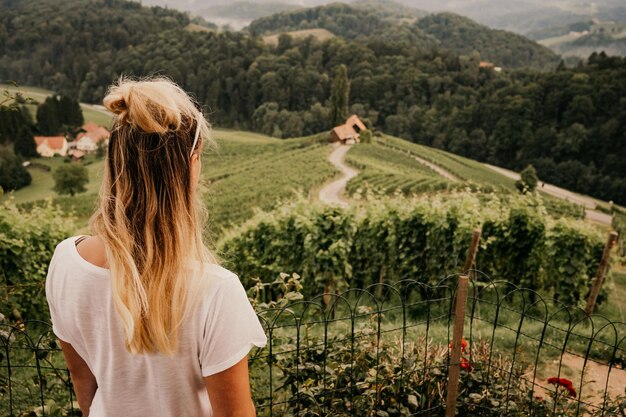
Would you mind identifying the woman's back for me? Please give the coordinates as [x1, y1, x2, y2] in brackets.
[47, 236, 266, 416]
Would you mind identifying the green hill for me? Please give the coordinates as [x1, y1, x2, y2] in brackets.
[2, 129, 339, 236]
[415, 13, 560, 69]
[248, 3, 559, 69]
[247, 2, 435, 45]
[4, 126, 587, 236]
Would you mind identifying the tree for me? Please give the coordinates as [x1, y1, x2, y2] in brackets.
[360, 129, 372, 143]
[515, 164, 539, 194]
[53, 164, 89, 196]
[36, 96, 61, 135]
[0, 145, 32, 191]
[60, 95, 84, 127]
[13, 124, 38, 157]
[36, 95, 83, 135]
[330, 64, 350, 127]
[96, 139, 107, 159]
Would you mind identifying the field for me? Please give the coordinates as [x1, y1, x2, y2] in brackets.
[377, 135, 518, 190]
[202, 130, 338, 235]
[262, 28, 335, 45]
[2, 129, 339, 235]
[345, 141, 454, 196]
[345, 135, 517, 197]
[537, 20, 626, 57]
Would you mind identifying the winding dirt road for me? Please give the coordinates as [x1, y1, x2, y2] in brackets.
[318, 143, 358, 207]
[484, 164, 612, 225]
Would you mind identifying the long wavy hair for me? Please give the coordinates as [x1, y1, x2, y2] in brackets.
[91, 77, 217, 354]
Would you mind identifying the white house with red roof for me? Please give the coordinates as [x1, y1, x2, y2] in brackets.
[34, 136, 68, 157]
[75, 122, 110, 152]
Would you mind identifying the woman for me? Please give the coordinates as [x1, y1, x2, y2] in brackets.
[45, 77, 267, 416]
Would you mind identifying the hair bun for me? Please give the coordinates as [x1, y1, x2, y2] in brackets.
[103, 77, 204, 136]
[104, 95, 128, 117]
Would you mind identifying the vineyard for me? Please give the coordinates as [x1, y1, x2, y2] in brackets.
[344, 136, 587, 220]
[344, 141, 454, 196]
[2, 176, 625, 416]
[203, 131, 337, 235]
[1, 129, 339, 234]
[373, 135, 517, 191]
[219, 192, 606, 308]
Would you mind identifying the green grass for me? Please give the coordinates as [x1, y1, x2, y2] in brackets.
[1, 155, 104, 205]
[596, 270, 626, 323]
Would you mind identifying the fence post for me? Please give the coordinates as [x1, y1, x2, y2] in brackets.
[463, 228, 482, 273]
[585, 231, 619, 315]
[445, 275, 470, 417]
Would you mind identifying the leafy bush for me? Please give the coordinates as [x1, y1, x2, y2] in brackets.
[0, 145, 32, 192]
[220, 193, 606, 304]
[0, 200, 75, 321]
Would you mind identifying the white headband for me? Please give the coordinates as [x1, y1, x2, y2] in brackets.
[190, 122, 200, 158]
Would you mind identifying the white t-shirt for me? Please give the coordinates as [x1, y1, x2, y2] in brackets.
[45, 236, 267, 417]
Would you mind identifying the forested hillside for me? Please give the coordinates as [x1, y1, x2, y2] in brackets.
[247, 3, 559, 70]
[416, 13, 559, 69]
[248, 3, 434, 45]
[1, 0, 626, 204]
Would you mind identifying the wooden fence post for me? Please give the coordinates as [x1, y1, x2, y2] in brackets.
[464, 228, 482, 273]
[445, 275, 470, 417]
[585, 231, 619, 315]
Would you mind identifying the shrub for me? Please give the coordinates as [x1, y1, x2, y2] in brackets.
[53, 164, 89, 196]
[220, 193, 605, 304]
[0, 200, 75, 321]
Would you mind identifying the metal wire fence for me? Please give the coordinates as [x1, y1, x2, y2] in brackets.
[2, 272, 626, 416]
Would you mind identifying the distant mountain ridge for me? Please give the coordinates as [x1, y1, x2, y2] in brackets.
[248, 2, 560, 69]
[137, 0, 626, 58]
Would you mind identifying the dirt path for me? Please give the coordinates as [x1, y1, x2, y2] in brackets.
[318, 143, 358, 207]
[381, 142, 459, 182]
[535, 353, 626, 405]
[411, 154, 459, 181]
[484, 164, 612, 225]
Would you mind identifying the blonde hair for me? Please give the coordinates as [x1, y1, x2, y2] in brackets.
[92, 77, 217, 354]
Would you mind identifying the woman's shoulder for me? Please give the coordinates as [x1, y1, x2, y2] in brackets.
[196, 262, 240, 286]
[48, 235, 110, 276]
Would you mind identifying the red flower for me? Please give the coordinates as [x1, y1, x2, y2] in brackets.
[461, 357, 472, 371]
[449, 338, 469, 353]
[547, 377, 577, 398]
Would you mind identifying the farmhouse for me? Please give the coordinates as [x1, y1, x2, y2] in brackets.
[75, 122, 110, 152]
[34, 136, 68, 157]
[330, 114, 367, 144]
[479, 61, 502, 72]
